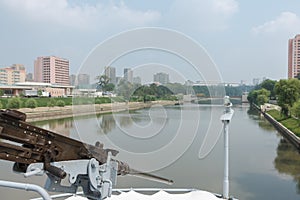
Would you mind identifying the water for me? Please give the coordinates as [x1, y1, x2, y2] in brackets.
[0, 104, 299, 200]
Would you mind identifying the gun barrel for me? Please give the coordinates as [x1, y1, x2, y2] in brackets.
[129, 169, 174, 185]
[0, 109, 174, 185]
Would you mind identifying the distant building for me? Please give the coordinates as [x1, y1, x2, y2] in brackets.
[116, 76, 122, 85]
[26, 72, 34, 82]
[133, 76, 141, 84]
[240, 80, 246, 85]
[15, 82, 74, 97]
[124, 68, 133, 83]
[77, 74, 90, 85]
[288, 34, 300, 78]
[34, 56, 70, 85]
[184, 80, 194, 85]
[253, 78, 260, 86]
[69, 74, 76, 86]
[104, 66, 116, 84]
[153, 72, 169, 85]
[0, 64, 26, 85]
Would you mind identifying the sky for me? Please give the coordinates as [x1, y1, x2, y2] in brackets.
[1, 0, 300, 84]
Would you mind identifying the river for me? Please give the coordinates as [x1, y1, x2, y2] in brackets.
[0, 104, 299, 200]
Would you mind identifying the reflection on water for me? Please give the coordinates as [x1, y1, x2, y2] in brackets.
[274, 139, 300, 193]
[247, 108, 300, 193]
[33, 117, 74, 137]
[98, 115, 116, 134]
[1, 105, 300, 200]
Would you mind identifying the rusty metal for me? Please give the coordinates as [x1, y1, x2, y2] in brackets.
[0, 109, 173, 185]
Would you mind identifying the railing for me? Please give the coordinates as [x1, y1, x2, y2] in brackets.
[0, 180, 51, 200]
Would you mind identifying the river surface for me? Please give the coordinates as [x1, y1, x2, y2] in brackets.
[0, 104, 300, 200]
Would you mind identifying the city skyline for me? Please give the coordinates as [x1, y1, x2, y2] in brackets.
[0, 60, 274, 86]
[1, 1, 300, 84]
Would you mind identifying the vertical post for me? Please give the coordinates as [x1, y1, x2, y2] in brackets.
[223, 120, 229, 199]
[220, 96, 234, 200]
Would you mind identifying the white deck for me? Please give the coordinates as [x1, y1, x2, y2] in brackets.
[64, 189, 221, 200]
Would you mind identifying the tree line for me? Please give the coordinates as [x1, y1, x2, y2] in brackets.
[248, 78, 300, 117]
[96, 75, 251, 101]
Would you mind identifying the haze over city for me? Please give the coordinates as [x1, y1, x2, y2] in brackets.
[1, 0, 300, 84]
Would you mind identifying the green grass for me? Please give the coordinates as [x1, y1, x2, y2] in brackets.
[280, 118, 300, 137]
[267, 110, 300, 137]
[267, 109, 288, 121]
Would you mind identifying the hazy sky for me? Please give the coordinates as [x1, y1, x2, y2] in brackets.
[1, 0, 300, 84]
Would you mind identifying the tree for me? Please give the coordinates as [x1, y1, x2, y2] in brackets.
[47, 98, 56, 107]
[7, 98, 22, 109]
[133, 85, 155, 102]
[96, 75, 110, 91]
[292, 100, 300, 121]
[116, 79, 133, 100]
[257, 94, 268, 106]
[260, 79, 277, 98]
[103, 83, 115, 92]
[275, 79, 300, 116]
[0, 89, 4, 97]
[25, 98, 37, 109]
[247, 88, 270, 105]
[56, 100, 65, 107]
[37, 90, 43, 97]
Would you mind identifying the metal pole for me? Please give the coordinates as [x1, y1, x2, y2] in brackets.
[0, 180, 51, 200]
[220, 96, 234, 199]
[223, 120, 229, 199]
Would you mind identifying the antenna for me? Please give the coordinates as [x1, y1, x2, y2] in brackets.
[220, 96, 234, 199]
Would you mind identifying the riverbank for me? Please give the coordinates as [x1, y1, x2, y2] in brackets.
[17, 100, 176, 122]
[252, 103, 300, 150]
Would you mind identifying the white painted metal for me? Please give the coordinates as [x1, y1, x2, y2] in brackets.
[0, 180, 51, 200]
[220, 96, 234, 199]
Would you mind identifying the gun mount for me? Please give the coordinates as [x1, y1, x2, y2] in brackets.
[0, 109, 173, 200]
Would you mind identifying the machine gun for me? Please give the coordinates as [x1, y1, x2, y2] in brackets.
[0, 109, 173, 199]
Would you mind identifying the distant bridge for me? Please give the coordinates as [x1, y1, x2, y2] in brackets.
[183, 94, 248, 103]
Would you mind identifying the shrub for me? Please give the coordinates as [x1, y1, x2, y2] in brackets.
[0, 101, 3, 109]
[25, 98, 37, 109]
[95, 99, 102, 104]
[7, 98, 22, 109]
[47, 98, 56, 107]
[56, 100, 65, 107]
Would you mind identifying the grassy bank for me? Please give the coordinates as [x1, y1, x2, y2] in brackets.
[0, 97, 122, 109]
[267, 110, 300, 137]
[0, 96, 177, 109]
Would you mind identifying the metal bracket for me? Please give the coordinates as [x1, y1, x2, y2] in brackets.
[25, 156, 118, 200]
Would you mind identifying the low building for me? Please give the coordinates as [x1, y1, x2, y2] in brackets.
[15, 82, 74, 97]
[0, 64, 26, 85]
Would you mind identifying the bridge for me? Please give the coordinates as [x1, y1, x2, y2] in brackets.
[183, 94, 249, 103]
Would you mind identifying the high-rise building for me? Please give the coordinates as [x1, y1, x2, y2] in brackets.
[104, 66, 116, 84]
[26, 73, 34, 82]
[0, 64, 26, 85]
[77, 74, 90, 85]
[69, 74, 76, 86]
[124, 68, 133, 83]
[153, 72, 169, 85]
[34, 56, 70, 85]
[288, 34, 300, 78]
